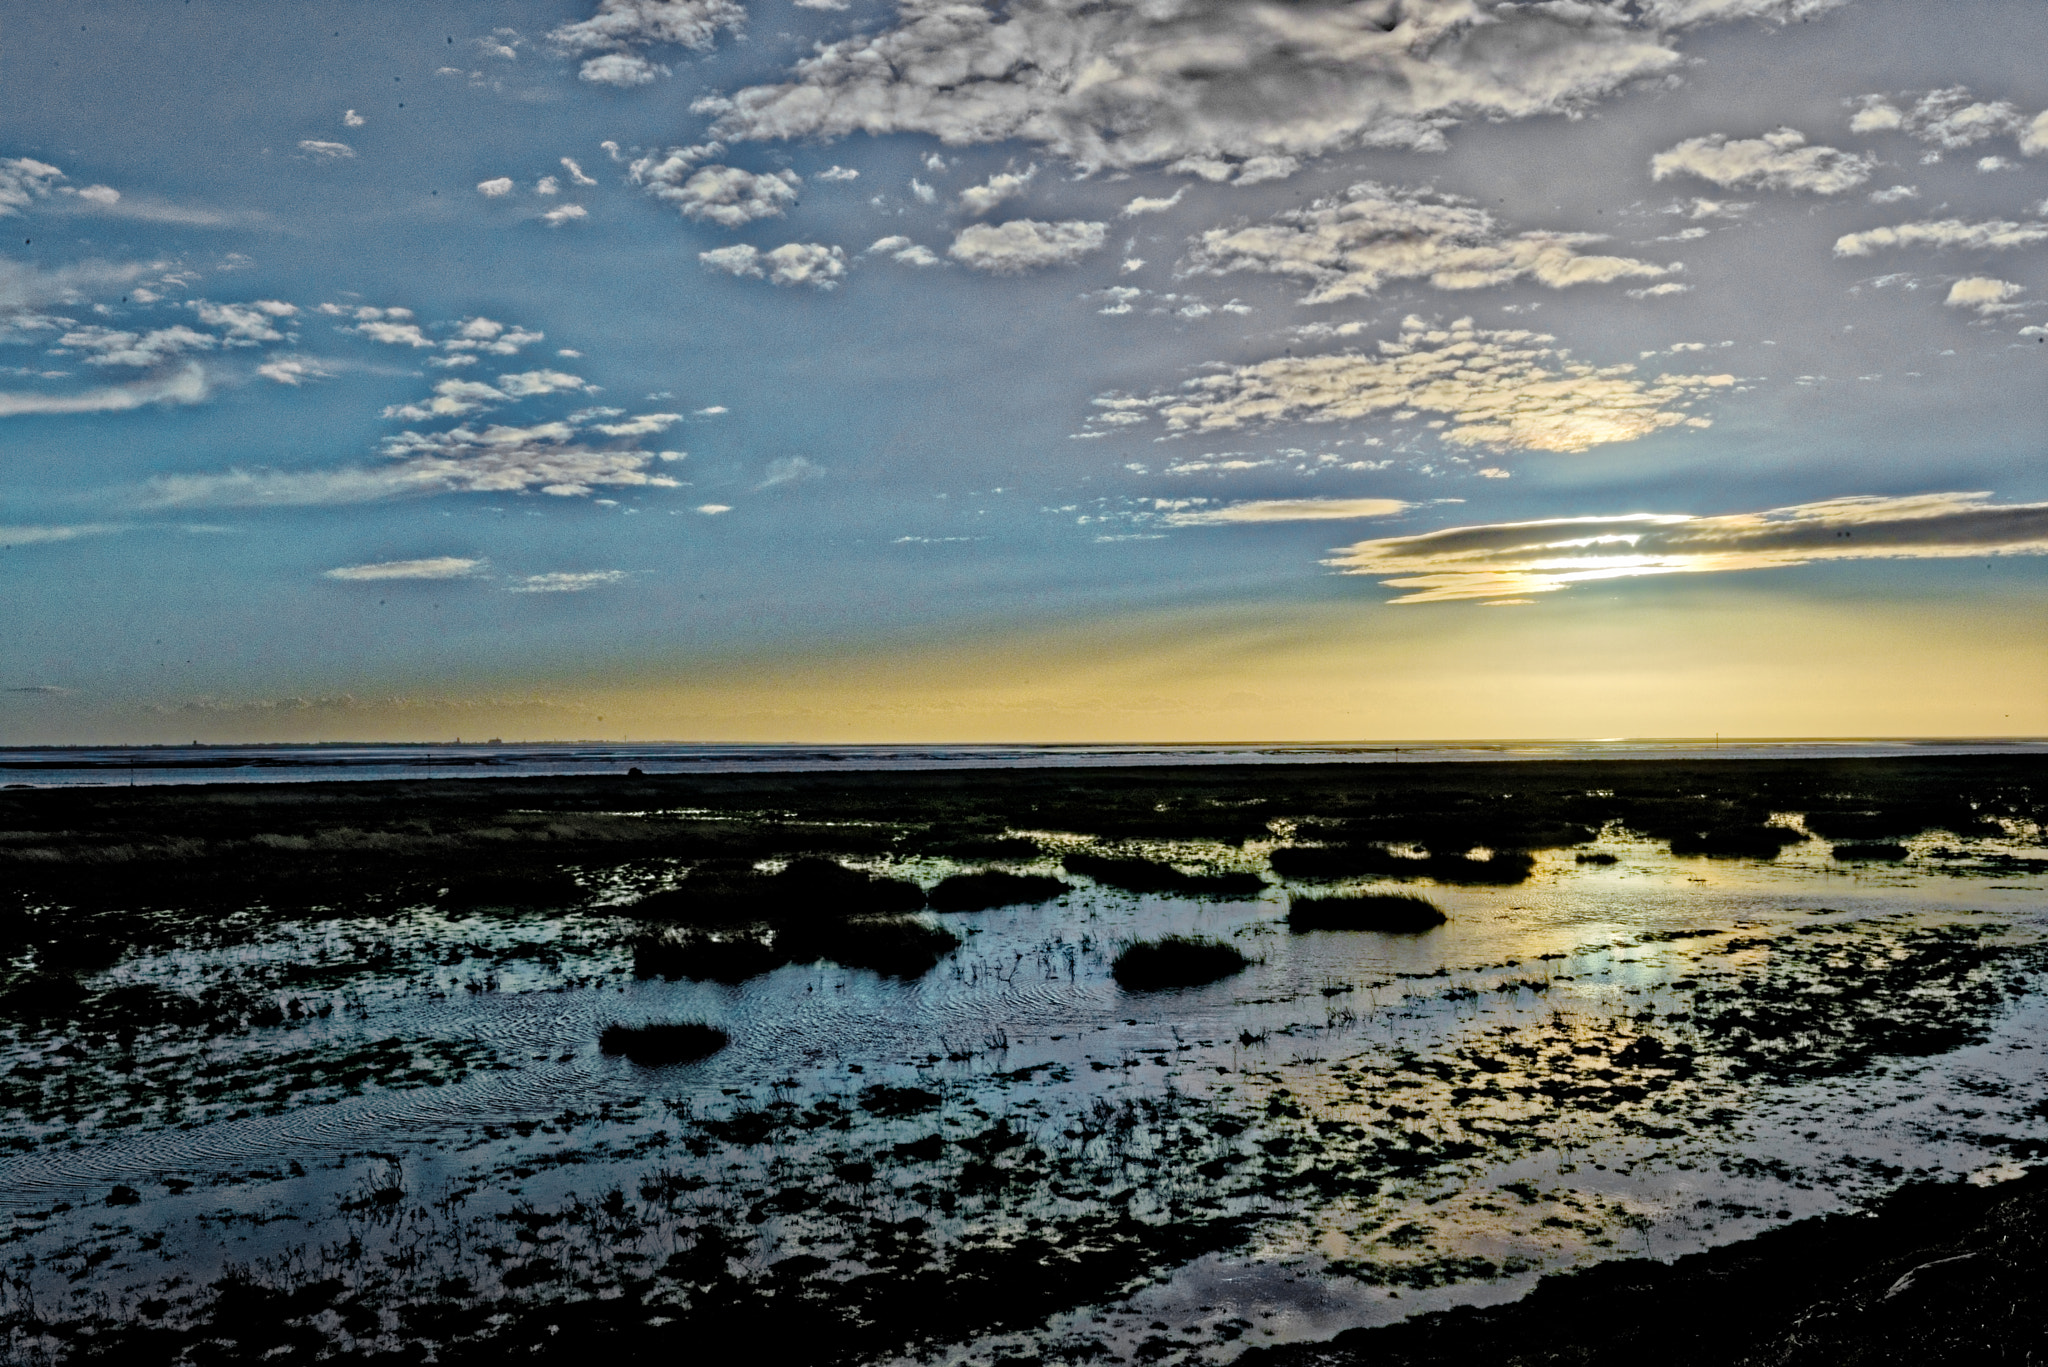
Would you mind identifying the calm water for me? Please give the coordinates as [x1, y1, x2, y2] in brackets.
[5, 737, 2046, 787]
[5, 822, 2047, 1362]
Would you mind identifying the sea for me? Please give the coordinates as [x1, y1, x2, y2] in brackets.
[4, 737, 2045, 787]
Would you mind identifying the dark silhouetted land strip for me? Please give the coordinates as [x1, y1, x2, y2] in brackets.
[1239, 1166, 2048, 1367]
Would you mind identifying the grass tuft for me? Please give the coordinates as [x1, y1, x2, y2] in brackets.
[1287, 891, 1446, 933]
[598, 1020, 728, 1067]
[1109, 935, 1250, 990]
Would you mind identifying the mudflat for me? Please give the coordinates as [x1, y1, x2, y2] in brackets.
[1, 757, 2043, 1364]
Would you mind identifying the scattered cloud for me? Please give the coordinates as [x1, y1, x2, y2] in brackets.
[867, 235, 942, 266]
[55, 323, 216, 367]
[758, 455, 825, 489]
[698, 242, 848, 287]
[815, 165, 859, 182]
[695, 503, 732, 514]
[256, 356, 334, 386]
[325, 557, 484, 581]
[445, 317, 544, 356]
[2024, 111, 2048, 157]
[344, 109, 365, 127]
[509, 570, 630, 593]
[540, 204, 589, 225]
[1184, 182, 1673, 304]
[1945, 276, 2024, 314]
[477, 177, 516, 197]
[1163, 497, 1412, 526]
[0, 523, 123, 547]
[1868, 184, 1919, 204]
[1122, 187, 1185, 217]
[190, 298, 297, 343]
[958, 165, 1038, 216]
[580, 52, 668, 85]
[710, 1, 1730, 174]
[0, 158, 65, 216]
[1850, 87, 2026, 149]
[297, 140, 355, 160]
[0, 363, 207, 417]
[1329, 491, 2048, 603]
[949, 219, 1107, 273]
[658, 164, 801, 226]
[551, 0, 745, 59]
[1650, 127, 1874, 195]
[562, 157, 598, 186]
[1089, 314, 1731, 451]
[1834, 217, 2048, 257]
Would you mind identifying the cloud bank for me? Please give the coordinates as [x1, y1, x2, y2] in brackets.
[1184, 182, 1674, 304]
[1329, 491, 2048, 603]
[1090, 315, 1730, 451]
[1165, 497, 1412, 526]
[325, 557, 484, 581]
[1650, 127, 1875, 195]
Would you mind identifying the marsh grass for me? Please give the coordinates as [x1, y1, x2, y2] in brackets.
[597, 1021, 728, 1066]
[927, 871, 1068, 913]
[1832, 842, 1910, 862]
[1109, 935, 1250, 990]
[1270, 844, 1535, 885]
[1287, 892, 1447, 933]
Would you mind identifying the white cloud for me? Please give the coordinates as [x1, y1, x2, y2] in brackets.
[910, 177, 937, 205]
[540, 204, 589, 225]
[1650, 127, 1874, 195]
[1122, 187, 1185, 217]
[711, 0, 1708, 174]
[1329, 491, 2048, 603]
[1944, 276, 2024, 314]
[1164, 497, 1411, 526]
[497, 369, 593, 397]
[71, 185, 120, 207]
[958, 165, 1038, 216]
[1626, 282, 1693, 299]
[445, 318, 544, 355]
[1868, 184, 1919, 204]
[551, 0, 745, 56]
[141, 418, 683, 507]
[477, 177, 516, 197]
[298, 140, 355, 160]
[1834, 217, 2048, 257]
[0, 524, 123, 547]
[867, 235, 941, 266]
[1184, 182, 1673, 304]
[352, 318, 435, 347]
[256, 356, 333, 386]
[344, 109, 366, 127]
[1855, 87, 2026, 149]
[0, 362, 207, 417]
[382, 378, 509, 420]
[695, 503, 732, 514]
[537, 176, 561, 196]
[57, 324, 216, 367]
[589, 411, 682, 436]
[701, 242, 848, 287]
[562, 157, 599, 186]
[509, 570, 630, 593]
[949, 219, 1107, 273]
[2023, 111, 2048, 157]
[658, 164, 801, 226]
[190, 298, 297, 343]
[0, 157, 66, 216]
[581, 52, 668, 85]
[1090, 314, 1732, 452]
[816, 165, 859, 182]
[325, 557, 483, 581]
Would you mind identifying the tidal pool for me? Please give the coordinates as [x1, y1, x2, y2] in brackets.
[4, 826, 2046, 1364]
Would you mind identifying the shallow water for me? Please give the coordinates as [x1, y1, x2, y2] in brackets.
[5, 828, 2047, 1363]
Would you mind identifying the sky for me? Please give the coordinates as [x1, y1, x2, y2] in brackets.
[3, 0, 2046, 743]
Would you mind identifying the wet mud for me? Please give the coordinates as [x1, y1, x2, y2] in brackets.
[0, 757, 2043, 1364]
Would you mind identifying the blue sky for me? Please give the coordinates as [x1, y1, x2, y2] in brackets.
[4, 0, 2047, 741]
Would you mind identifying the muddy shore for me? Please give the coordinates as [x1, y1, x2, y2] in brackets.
[1, 756, 2043, 1365]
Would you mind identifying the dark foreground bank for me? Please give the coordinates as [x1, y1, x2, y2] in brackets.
[1245, 1166, 2048, 1367]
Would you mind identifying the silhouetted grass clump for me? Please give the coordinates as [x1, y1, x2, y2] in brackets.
[634, 915, 960, 984]
[597, 1020, 727, 1066]
[629, 857, 926, 925]
[927, 870, 1068, 913]
[1668, 826, 1807, 858]
[1110, 935, 1249, 990]
[1833, 842, 1910, 862]
[1804, 804, 2004, 841]
[1061, 852, 1266, 898]
[1287, 892, 1446, 933]
[1270, 844, 1534, 885]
